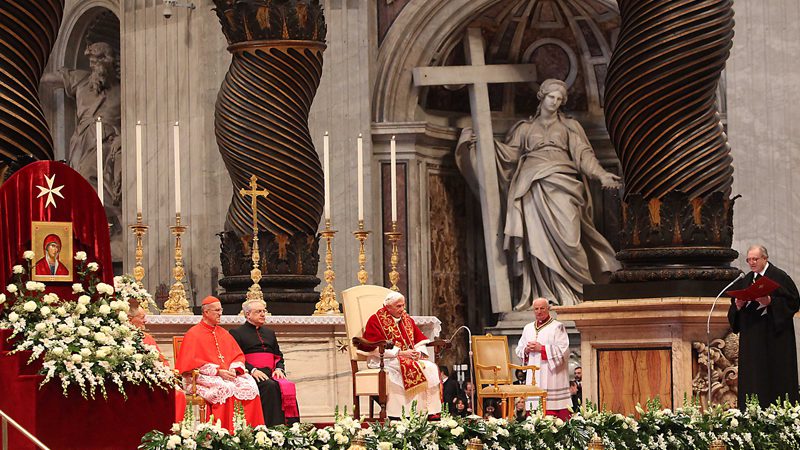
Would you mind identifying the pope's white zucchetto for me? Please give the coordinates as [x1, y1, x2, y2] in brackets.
[384, 291, 405, 306]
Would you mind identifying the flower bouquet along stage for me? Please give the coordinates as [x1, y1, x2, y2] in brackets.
[0, 254, 175, 450]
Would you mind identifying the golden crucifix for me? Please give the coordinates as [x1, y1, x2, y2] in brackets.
[239, 175, 270, 310]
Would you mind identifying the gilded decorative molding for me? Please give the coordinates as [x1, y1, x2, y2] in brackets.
[692, 332, 739, 409]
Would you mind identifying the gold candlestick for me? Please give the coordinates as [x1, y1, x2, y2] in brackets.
[129, 212, 148, 285]
[314, 219, 341, 315]
[239, 175, 270, 313]
[163, 213, 192, 315]
[384, 220, 402, 291]
[352, 220, 370, 285]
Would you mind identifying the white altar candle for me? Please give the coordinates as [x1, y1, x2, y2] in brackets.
[390, 135, 397, 222]
[357, 133, 364, 222]
[323, 131, 330, 221]
[96, 117, 103, 205]
[173, 122, 181, 215]
[135, 121, 143, 215]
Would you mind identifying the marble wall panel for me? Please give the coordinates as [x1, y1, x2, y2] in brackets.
[727, 0, 800, 277]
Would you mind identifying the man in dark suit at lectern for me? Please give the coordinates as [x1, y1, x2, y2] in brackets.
[728, 245, 800, 409]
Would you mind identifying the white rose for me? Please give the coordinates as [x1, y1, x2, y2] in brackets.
[52, 347, 64, 356]
[43, 293, 58, 304]
[0, 293, 5, 304]
[122, 345, 135, 356]
[34, 282, 46, 292]
[78, 295, 91, 305]
[378, 443, 394, 450]
[25, 281, 38, 291]
[34, 323, 46, 332]
[12, 265, 24, 274]
[451, 427, 464, 437]
[133, 353, 144, 362]
[87, 262, 99, 272]
[72, 283, 84, 294]
[56, 307, 67, 316]
[94, 332, 107, 342]
[8, 312, 19, 322]
[96, 347, 110, 358]
[23, 301, 37, 312]
[71, 354, 82, 364]
[166, 435, 181, 449]
[80, 348, 91, 357]
[74, 251, 87, 261]
[96, 283, 113, 295]
[23, 250, 35, 260]
[6, 284, 17, 294]
[731, 418, 739, 428]
[255, 431, 269, 445]
[57, 324, 70, 334]
[39, 306, 51, 316]
[77, 326, 90, 336]
[76, 305, 88, 315]
[118, 311, 128, 322]
[98, 304, 111, 315]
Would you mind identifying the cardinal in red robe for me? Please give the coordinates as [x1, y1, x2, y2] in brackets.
[175, 296, 264, 431]
[34, 234, 69, 276]
[359, 291, 441, 418]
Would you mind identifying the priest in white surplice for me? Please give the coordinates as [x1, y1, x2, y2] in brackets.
[359, 292, 442, 419]
[515, 298, 572, 420]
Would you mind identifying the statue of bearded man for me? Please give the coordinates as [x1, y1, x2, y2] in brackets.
[42, 42, 123, 253]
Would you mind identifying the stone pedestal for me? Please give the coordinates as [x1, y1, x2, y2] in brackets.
[554, 297, 730, 415]
[145, 314, 441, 423]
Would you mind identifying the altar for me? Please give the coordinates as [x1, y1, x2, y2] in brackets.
[146, 314, 441, 423]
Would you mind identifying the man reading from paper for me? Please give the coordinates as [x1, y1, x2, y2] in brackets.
[230, 299, 300, 426]
[359, 292, 442, 418]
[515, 298, 571, 420]
[176, 296, 264, 431]
[728, 245, 800, 408]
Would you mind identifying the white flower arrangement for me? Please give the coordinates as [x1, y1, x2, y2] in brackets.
[0, 255, 175, 399]
[137, 400, 800, 450]
[113, 274, 156, 312]
[23, 250, 35, 260]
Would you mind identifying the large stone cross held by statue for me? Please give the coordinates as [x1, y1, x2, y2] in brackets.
[412, 27, 537, 313]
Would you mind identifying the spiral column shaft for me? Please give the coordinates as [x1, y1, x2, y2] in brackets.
[216, 42, 325, 237]
[603, 0, 739, 283]
[605, 0, 734, 201]
[0, 1, 63, 170]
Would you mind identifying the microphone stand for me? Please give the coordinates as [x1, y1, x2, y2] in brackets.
[706, 272, 745, 407]
[446, 325, 475, 411]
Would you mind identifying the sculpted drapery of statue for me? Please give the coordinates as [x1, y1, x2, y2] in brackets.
[42, 42, 123, 251]
[457, 79, 621, 308]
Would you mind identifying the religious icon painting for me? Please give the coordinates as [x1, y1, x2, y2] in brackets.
[31, 221, 74, 282]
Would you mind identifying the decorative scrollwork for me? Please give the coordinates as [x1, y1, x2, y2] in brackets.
[693, 332, 739, 409]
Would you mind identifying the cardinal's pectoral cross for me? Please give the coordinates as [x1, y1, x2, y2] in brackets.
[239, 175, 270, 305]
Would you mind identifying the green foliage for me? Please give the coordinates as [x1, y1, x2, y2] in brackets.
[139, 399, 800, 450]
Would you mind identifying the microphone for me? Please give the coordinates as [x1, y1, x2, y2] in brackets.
[446, 325, 475, 408]
[706, 272, 745, 406]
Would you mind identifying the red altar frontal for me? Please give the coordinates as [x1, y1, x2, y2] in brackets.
[0, 329, 175, 449]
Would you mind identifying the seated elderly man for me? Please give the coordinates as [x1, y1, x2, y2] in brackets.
[175, 296, 264, 431]
[359, 291, 442, 418]
[230, 298, 300, 426]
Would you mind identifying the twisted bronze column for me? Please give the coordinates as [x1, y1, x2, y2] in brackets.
[0, 1, 63, 178]
[213, 1, 327, 313]
[604, 0, 738, 282]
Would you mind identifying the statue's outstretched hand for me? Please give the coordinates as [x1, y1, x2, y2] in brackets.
[600, 172, 622, 189]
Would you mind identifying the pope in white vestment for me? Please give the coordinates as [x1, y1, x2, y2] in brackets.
[515, 298, 572, 418]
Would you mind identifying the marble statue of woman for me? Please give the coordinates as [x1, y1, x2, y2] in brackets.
[457, 79, 621, 308]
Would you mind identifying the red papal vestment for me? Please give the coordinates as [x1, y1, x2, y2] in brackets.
[360, 308, 441, 417]
[176, 321, 264, 431]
